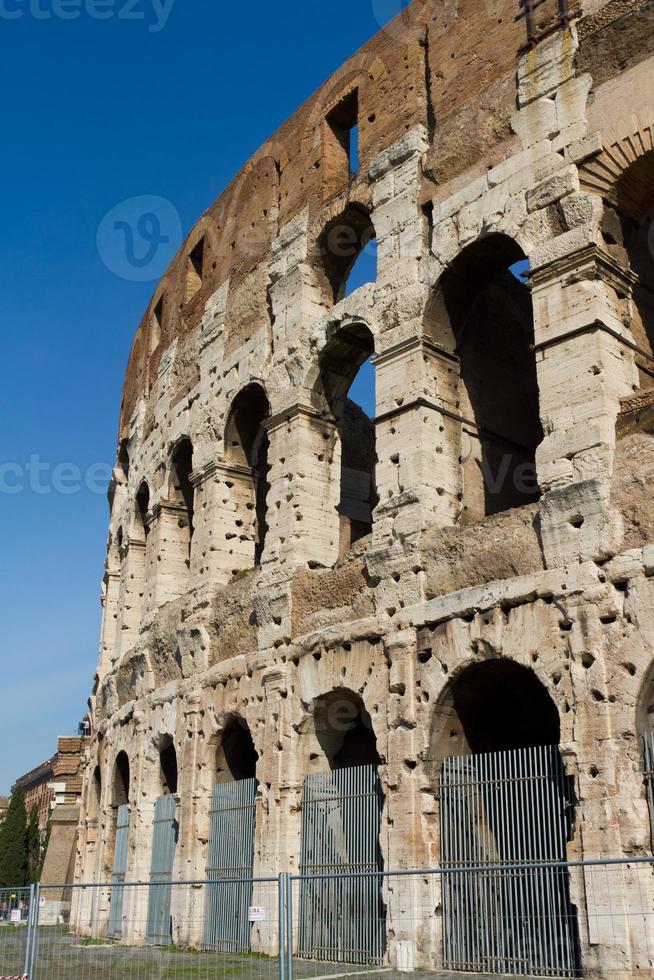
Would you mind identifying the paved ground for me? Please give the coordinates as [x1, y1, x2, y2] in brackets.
[0, 926, 550, 980]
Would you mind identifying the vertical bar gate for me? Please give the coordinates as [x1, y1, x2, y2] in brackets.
[439, 744, 580, 978]
[107, 804, 130, 939]
[146, 794, 178, 945]
[643, 732, 654, 849]
[298, 764, 385, 965]
[204, 778, 257, 952]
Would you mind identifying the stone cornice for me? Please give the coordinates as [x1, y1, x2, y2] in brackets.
[373, 334, 459, 369]
[191, 459, 253, 489]
[530, 243, 637, 294]
[533, 317, 654, 365]
[264, 403, 336, 433]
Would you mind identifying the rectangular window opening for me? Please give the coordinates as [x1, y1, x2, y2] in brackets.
[422, 201, 434, 253]
[326, 89, 359, 185]
[150, 295, 164, 354]
[186, 238, 205, 302]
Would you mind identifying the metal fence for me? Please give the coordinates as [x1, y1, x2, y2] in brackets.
[439, 745, 578, 977]
[0, 886, 31, 979]
[5, 858, 654, 979]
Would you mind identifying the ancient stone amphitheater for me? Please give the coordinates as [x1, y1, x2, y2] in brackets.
[73, 1, 654, 975]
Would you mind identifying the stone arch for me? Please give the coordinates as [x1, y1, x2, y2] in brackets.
[579, 110, 654, 212]
[585, 127, 654, 377]
[90, 764, 102, 823]
[425, 232, 542, 520]
[429, 658, 561, 773]
[158, 734, 178, 796]
[164, 436, 195, 587]
[311, 204, 377, 306]
[112, 750, 130, 808]
[134, 481, 150, 542]
[317, 321, 377, 552]
[302, 687, 381, 774]
[224, 383, 271, 567]
[215, 714, 259, 784]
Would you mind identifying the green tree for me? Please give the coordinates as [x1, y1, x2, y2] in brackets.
[26, 804, 41, 884]
[0, 786, 28, 887]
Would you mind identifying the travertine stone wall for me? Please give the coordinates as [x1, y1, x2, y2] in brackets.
[75, 0, 654, 973]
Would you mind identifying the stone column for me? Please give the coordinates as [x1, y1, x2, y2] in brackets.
[172, 696, 205, 947]
[98, 569, 120, 680]
[113, 536, 145, 660]
[532, 246, 639, 566]
[190, 459, 258, 587]
[145, 502, 191, 609]
[264, 405, 341, 570]
[382, 629, 434, 971]
[374, 336, 462, 548]
[122, 721, 158, 944]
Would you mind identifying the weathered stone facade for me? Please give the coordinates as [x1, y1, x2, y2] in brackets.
[75, 0, 654, 973]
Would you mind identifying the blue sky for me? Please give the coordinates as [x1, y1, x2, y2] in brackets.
[0, 0, 400, 793]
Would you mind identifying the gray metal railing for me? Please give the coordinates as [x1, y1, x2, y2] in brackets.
[5, 857, 654, 978]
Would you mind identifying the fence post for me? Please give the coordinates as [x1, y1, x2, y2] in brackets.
[285, 875, 293, 980]
[25, 882, 40, 980]
[278, 875, 286, 980]
[23, 883, 35, 979]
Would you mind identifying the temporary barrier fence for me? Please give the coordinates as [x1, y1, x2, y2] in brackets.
[6, 857, 654, 978]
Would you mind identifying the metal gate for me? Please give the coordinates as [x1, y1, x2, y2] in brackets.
[439, 745, 580, 978]
[146, 794, 178, 945]
[107, 804, 129, 939]
[204, 778, 257, 952]
[298, 765, 385, 965]
[643, 732, 654, 848]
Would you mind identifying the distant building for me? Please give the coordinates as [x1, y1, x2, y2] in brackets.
[0, 797, 9, 826]
[11, 736, 87, 923]
[12, 756, 56, 832]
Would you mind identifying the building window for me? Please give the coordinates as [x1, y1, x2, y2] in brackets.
[323, 90, 359, 197]
[185, 238, 205, 302]
[150, 296, 164, 354]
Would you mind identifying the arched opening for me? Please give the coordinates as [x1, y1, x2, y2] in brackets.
[344, 231, 377, 298]
[312, 689, 380, 770]
[91, 765, 102, 822]
[298, 688, 384, 964]
[604, 154, 654, 384]
[431, 659, 560, 766]
[113, 752, 130, 808]
[159, 736, 178, 795]
[432, 660, 579, 976]
[107, 751, 131, 937]
[318, 324, 377, 554]
[136, 482, 150, 539]
[205, 717, 259, 952]
[224, 384, 271, 567]
[118, 441, 130, 481]
[169, 439, 194, 554]
[216, 717, 258, 784]
[315, 205, 376, 305]
[146, 738, 179, 947]
[165, 439, 195, 590]
[426, 234, 542, 519]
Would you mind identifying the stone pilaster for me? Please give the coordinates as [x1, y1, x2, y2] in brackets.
[532, 246, 639, 565]
[264, 405, 341, 570]
[374, 336, 462, 548]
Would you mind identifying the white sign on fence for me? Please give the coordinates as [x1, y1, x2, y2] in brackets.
[248, 906, 265, 922]
[10, 909, 21, 924]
